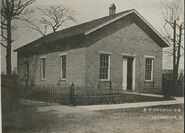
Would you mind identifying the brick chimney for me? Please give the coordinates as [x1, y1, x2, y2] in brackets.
[109, 3, 116, 16]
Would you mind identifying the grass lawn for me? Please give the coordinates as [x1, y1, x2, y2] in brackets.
[3, 104, 184, 133]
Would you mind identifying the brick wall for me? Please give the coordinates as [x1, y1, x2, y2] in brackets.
[86, 16, 163, 94]
[34, 47, 86, 87]
[17, 47, 86, 88]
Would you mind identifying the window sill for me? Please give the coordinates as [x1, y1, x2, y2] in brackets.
[100, 79, 110, 82]
[59, 79, 66, 81]
[145, 80, 153, 82]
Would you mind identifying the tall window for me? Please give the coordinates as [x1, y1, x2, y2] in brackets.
[41, 57, 46, 79]
[60, 55, 66, 80]
[100, 54, 110, 80]
[145, 58, 153, 81]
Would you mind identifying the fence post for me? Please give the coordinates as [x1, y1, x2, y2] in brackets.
[71, 82, 75, 106]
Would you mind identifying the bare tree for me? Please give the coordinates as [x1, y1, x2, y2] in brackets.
[21, 6, 76, 36]
[1, 0, 35, 76]
[161, 0, 184, 97]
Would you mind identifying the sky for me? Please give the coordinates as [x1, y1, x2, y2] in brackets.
[0, 0, 184, 73]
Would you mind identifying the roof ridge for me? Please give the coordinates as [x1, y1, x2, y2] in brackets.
[14, 9, 133, 51]
[16, 8, 169, 52]
[47, 9, 133, 36]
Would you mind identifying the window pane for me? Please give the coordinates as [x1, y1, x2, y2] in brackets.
[100, 54, 109, 79]
[61, 55, 67, 79]
[145, 58, 153, 80]
[62, 68, 66, 79]
[41, 58, 46, 79]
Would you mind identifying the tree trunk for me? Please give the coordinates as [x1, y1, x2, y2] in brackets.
[6, 45, 12, 76]
[172, 20, 176, 97]
[175, 25, 182, 92]
[176, 26, 182, 76]
[6, 0, 12, 76]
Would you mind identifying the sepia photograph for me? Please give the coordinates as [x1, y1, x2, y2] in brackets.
[1, 0, 184, 133]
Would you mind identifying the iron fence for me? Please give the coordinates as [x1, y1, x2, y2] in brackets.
[18, 83, 124, 106]
[18, 83, 168, 106]
[19, 84, 71, 106]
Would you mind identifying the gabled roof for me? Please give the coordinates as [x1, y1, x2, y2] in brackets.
[14, 9, 169, 51]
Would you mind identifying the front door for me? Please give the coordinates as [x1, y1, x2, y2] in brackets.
[122, 57, 135, 91]
[127, 57, 134, 90]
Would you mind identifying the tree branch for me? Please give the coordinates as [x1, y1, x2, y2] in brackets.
[1, 33, 8, 40]
[12, 0, 35, 18]
[21, 16, 46, 36]
[38, 6, 76, 32]
[0, 42, 7, 48]
[165, 20, 174, 28]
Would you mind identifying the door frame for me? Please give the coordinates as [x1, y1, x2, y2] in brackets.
[122, 57, 128, 90]
[122, 53, 136, 91]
